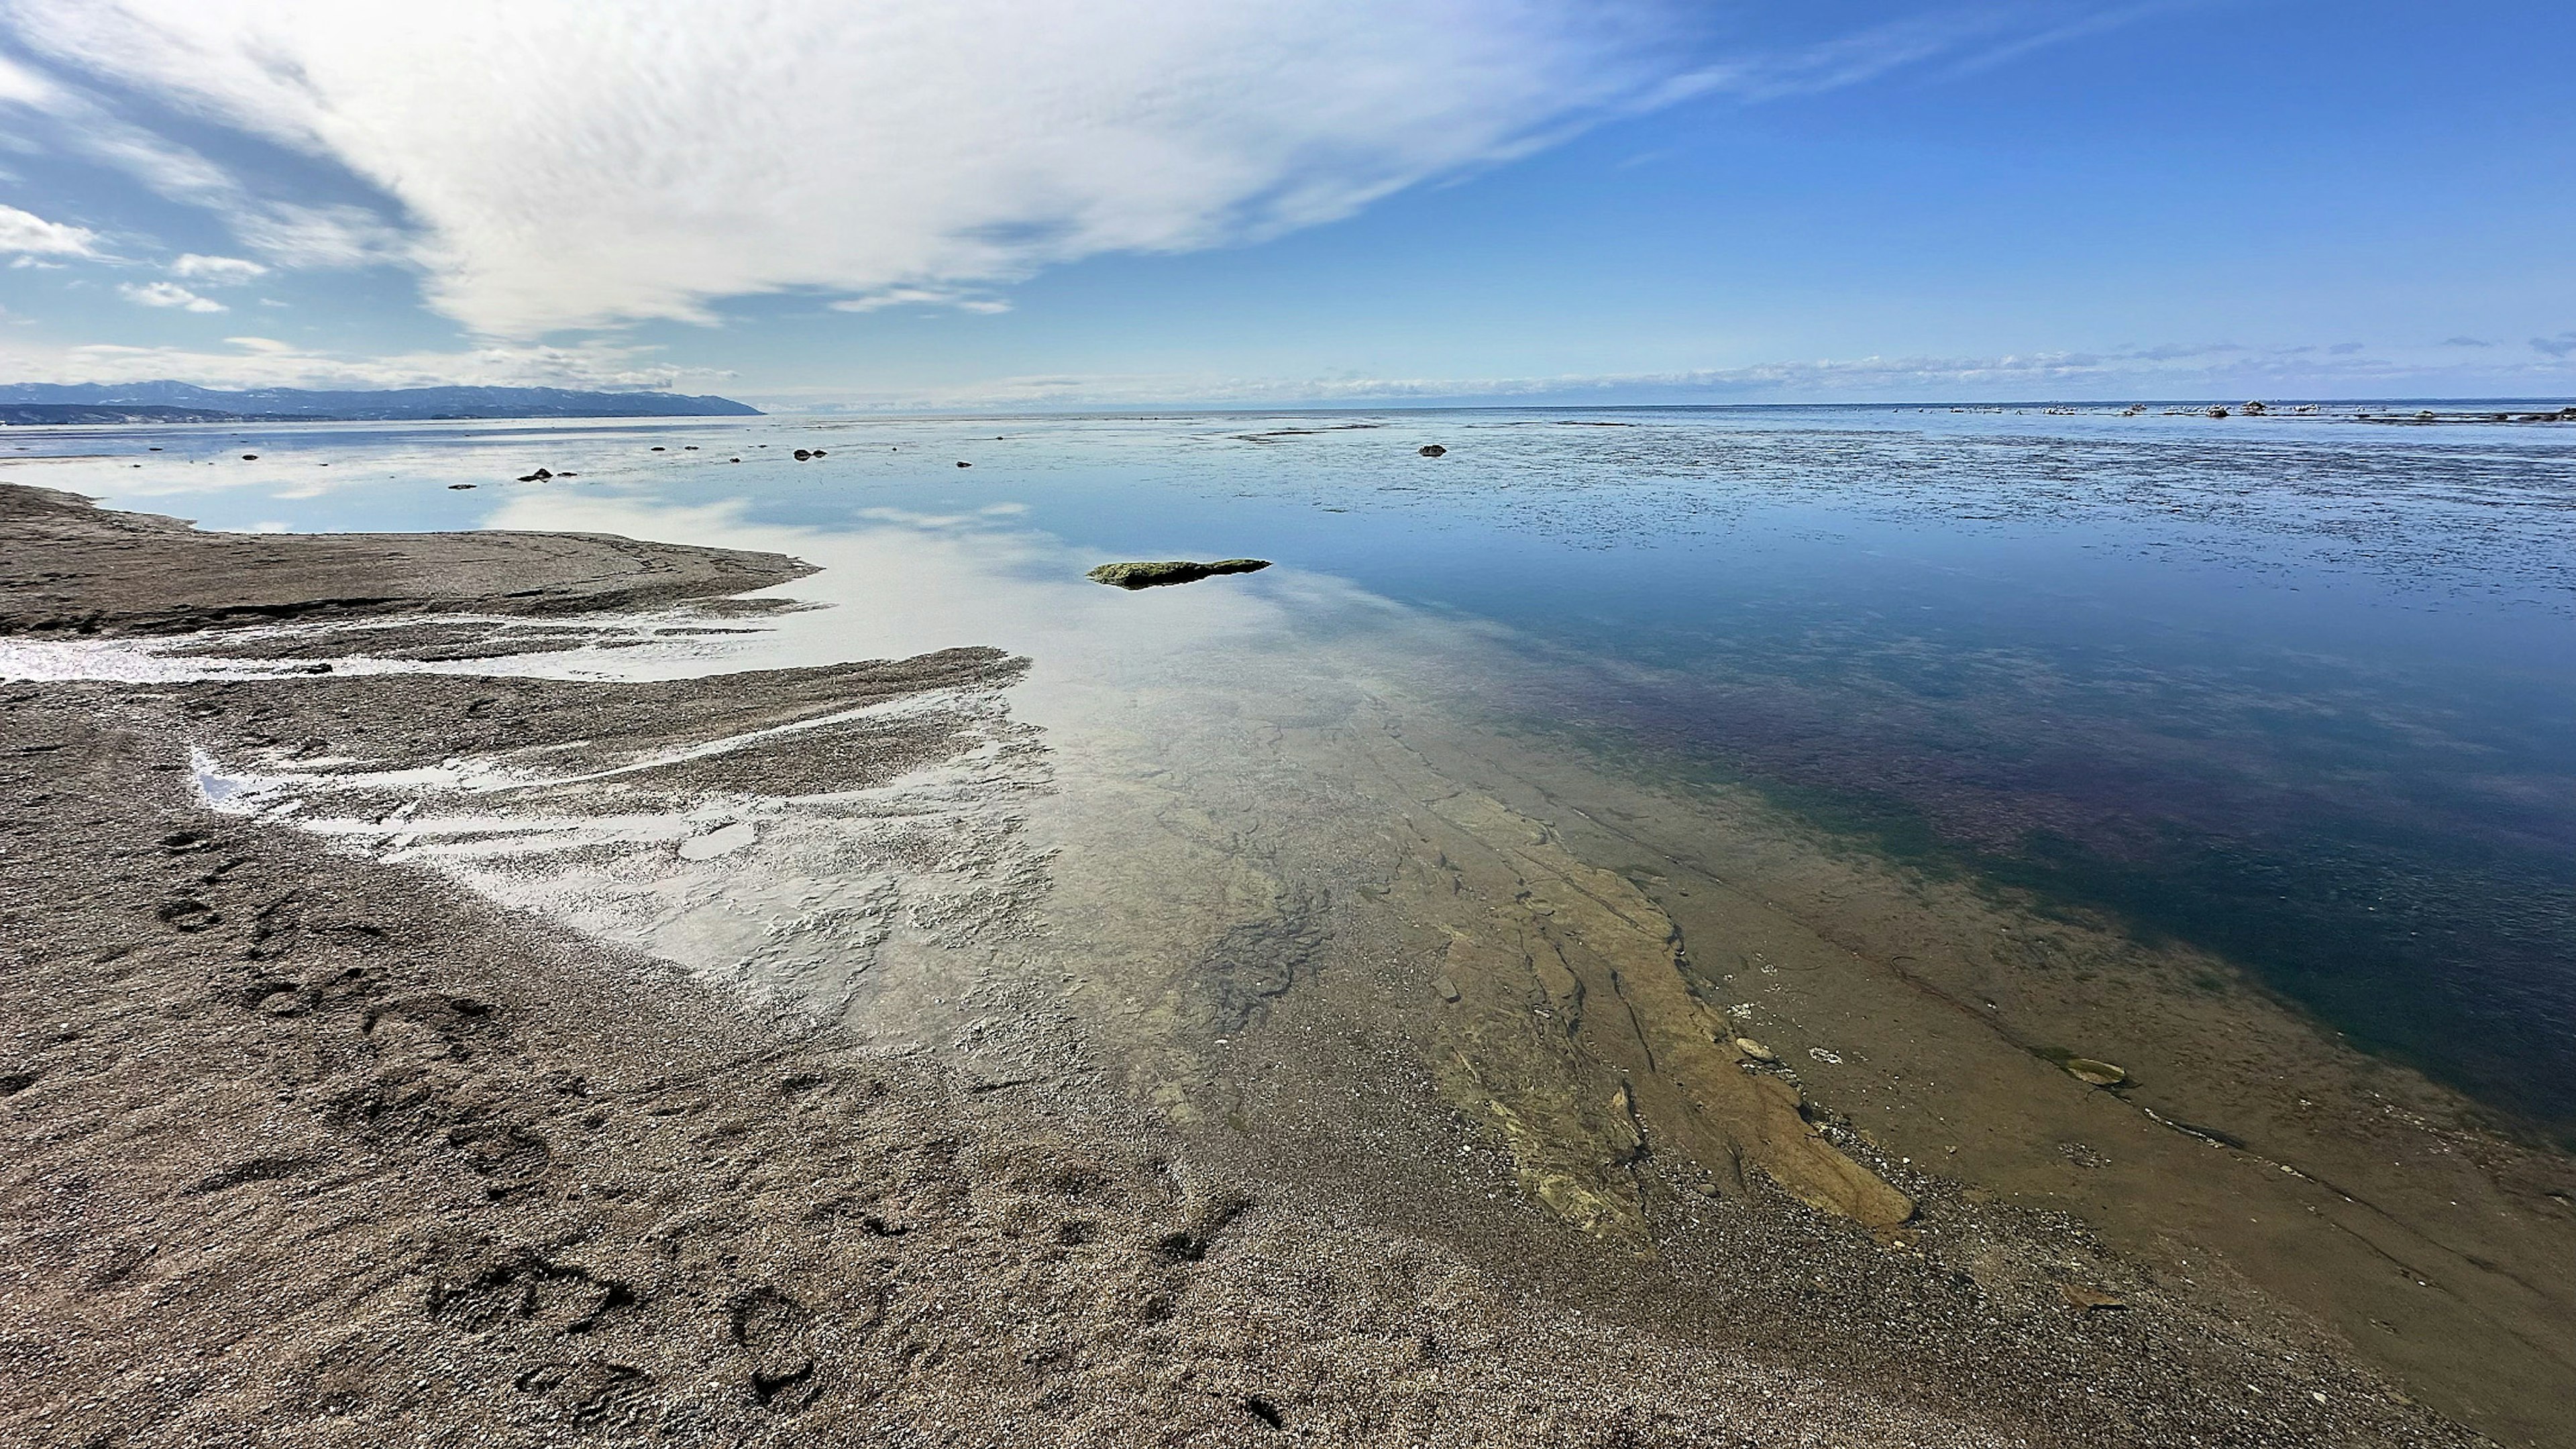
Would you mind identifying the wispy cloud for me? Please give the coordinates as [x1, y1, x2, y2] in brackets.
[118, 279, 225, 312]
[0, 2, 2161, 341]
[828, 286, 1011, 316]
[2533, 332, 2576, 359]
[0, 200, 99, 256]
[170, 252, 268, 283]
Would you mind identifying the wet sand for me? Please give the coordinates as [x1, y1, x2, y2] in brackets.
[1, 483, 2556, 1446]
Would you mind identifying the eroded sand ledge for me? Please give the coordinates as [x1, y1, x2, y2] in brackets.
[0, 484, 2532, 1446]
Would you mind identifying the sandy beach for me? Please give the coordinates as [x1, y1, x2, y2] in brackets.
[4, 482, 2568, 1447]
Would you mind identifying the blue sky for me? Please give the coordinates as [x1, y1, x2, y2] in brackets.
[0, 1, 2568, 409]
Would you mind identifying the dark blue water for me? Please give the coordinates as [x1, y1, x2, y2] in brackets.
[28, 402, 2576, 1127]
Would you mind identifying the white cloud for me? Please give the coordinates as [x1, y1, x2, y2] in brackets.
[1, 0, 1690, 336]
[117, 280, 227, 311]
[0, 200, 99, 256]
[829, 286, 1011, 315]
[170, 252, 268, 282]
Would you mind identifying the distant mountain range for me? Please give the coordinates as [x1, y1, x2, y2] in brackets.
[0, 382, 761, 423]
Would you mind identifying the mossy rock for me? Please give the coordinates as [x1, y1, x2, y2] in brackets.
[1086, 559, 1271, 590]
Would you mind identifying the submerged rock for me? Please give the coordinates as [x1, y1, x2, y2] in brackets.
[1086, 558, 1272, 590]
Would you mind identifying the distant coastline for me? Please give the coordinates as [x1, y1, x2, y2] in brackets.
[0, 381, 761, 425]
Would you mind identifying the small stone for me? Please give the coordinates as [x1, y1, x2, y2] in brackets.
[2059, 1283, 2127, 1311]
[793, 449, 812, 460]
[1733, 1038, 1777, 1063]
[1433, 977, 1460, 1004]
[1418, 444, 1446, 457]
[957, 460, 972, 468]
[239, 453, 258, 460]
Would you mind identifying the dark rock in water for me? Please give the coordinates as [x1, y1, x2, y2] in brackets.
[240, 453, 258, 460]
[448, 483, 476, 490]
[810, 449, 826, 457]
[515, 468, 553, 482]
[1086, 558, 1272, 590]
[1418, 444, 1446, 457]
[2242, 400, 2268, 415]
[793, 449, 812, 460]
[957, 460, 972, 468]
[2204, 406, 2230, 419]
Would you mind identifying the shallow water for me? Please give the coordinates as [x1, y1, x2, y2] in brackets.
[13, 402, 2576, 1128]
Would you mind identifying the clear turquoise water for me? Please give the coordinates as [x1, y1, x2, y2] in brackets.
[23, 403, 2576, 1126]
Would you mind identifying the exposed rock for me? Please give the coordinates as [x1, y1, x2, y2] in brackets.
[1086, 559, 1273, 590]
[1734, 1037, 1778, 1064]
[2243, 400, 2269, 415]
[2060, 1284, 2129, 1311]
[2206, 407, 2231, 419]
[1434, 977, 1461, 1004]
[1419, 444, 1447, 457]
[793, 449, 812, 460]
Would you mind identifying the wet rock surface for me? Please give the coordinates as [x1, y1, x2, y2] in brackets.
[0, 483, 811, 636]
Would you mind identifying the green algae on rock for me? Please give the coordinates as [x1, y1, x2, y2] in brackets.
[1086, 558, 1271, 590]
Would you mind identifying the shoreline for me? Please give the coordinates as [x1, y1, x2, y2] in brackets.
[3, 484, 2560, 1445]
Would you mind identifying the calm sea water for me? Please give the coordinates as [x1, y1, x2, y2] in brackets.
[21, 403, 2576, 1126]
